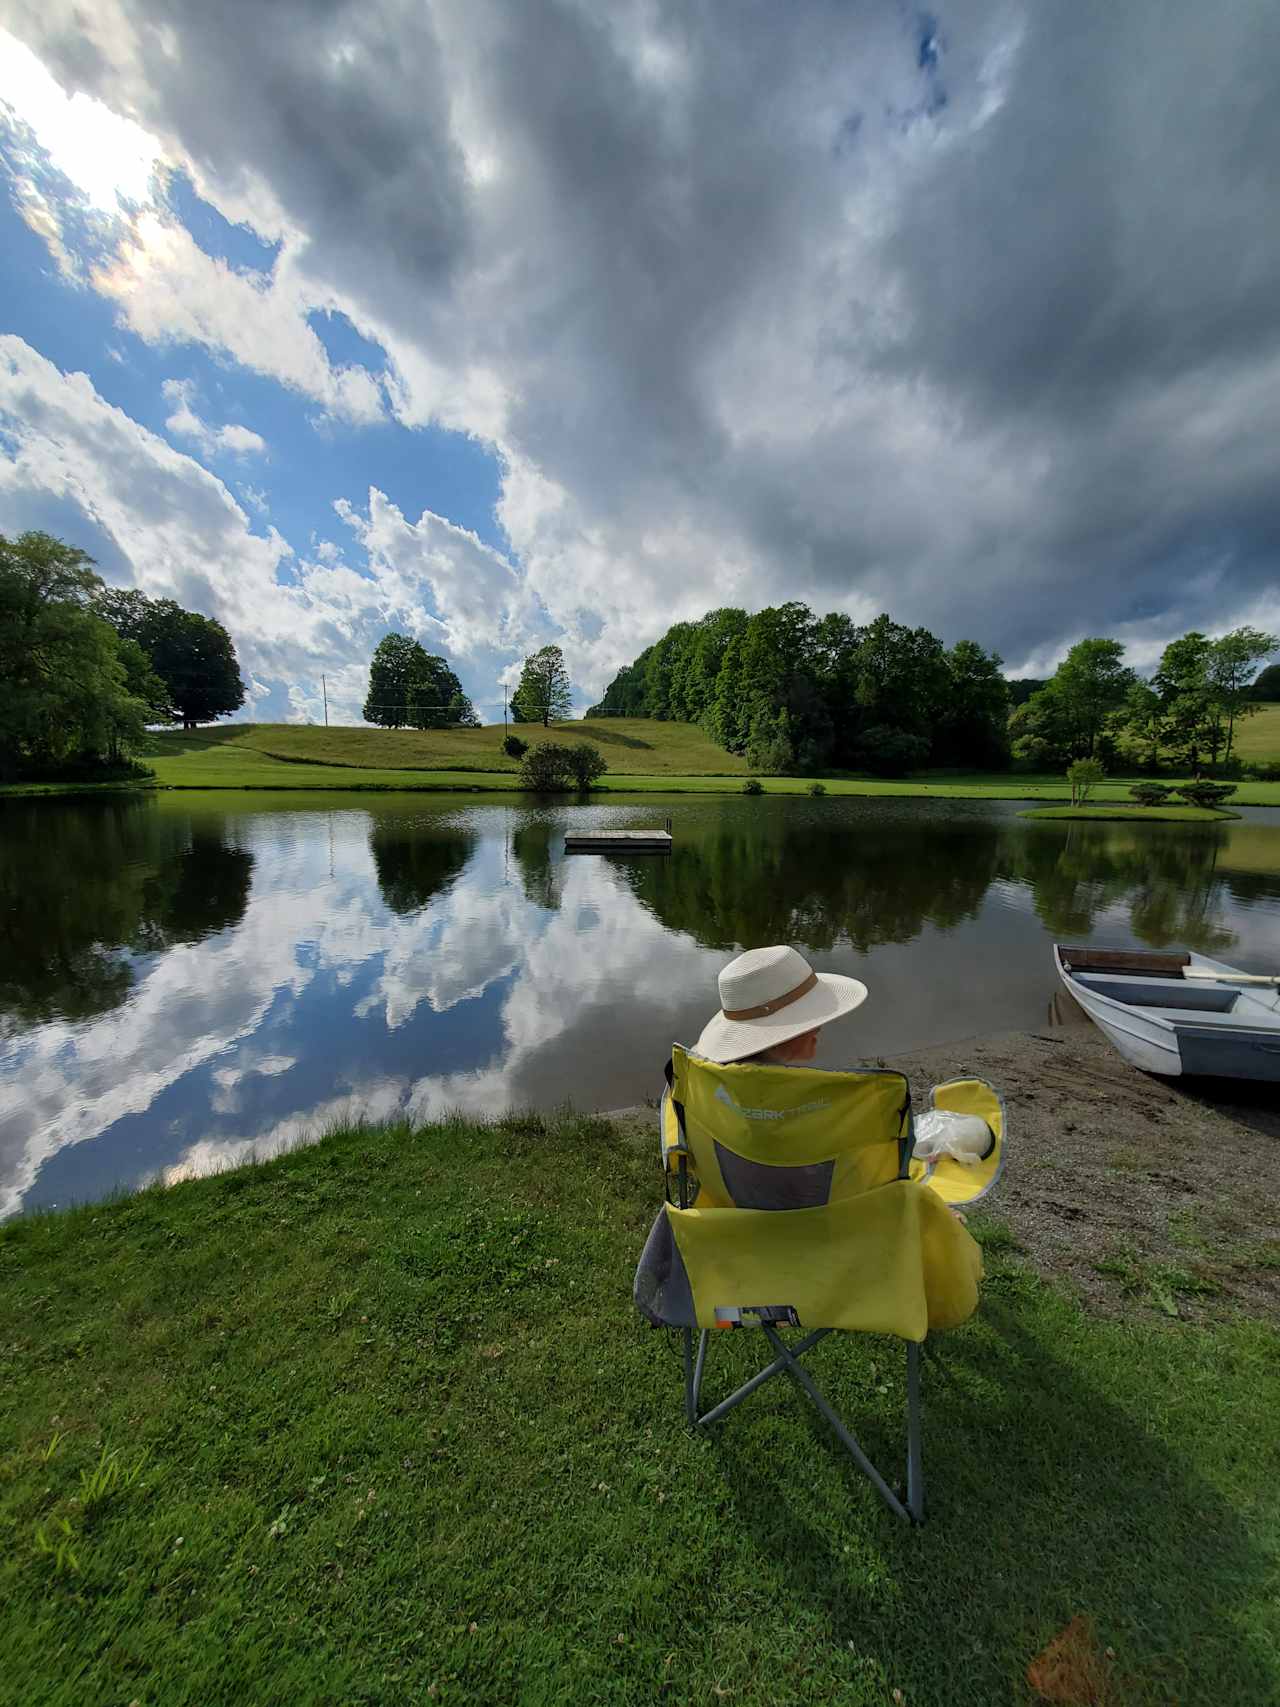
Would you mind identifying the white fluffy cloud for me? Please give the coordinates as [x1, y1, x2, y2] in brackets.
[99, 210, 386, 424]
[0, 335, 506, 720]
[3, 1, 1280, 694]
[335, 486, 526, 659]
[162, 377, 266, 457]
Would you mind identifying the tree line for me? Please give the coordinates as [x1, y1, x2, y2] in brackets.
[591, 604, 1278, 776]
[1, 532, 245, 781]
[1012, 629, 1277, 774]
[588, 605, 1011, 773]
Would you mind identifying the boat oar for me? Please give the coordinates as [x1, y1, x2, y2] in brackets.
[1183, 968, 1280, 987]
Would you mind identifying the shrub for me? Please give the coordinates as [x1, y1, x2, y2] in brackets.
[518, 744, 574, 792]
[1175, 781, 1238, 811]
[808, 781, 827, 797]
[11, 754, 153, 785]
[563, 742, 608, 789]
[1128, 782, 1173, 807]
[742, 778, 764, 796]
[856, 726, 930, 777]
[1066, 757, 1105, 805]
[502, 734, 529, 759]
[745, 709, 794, 775]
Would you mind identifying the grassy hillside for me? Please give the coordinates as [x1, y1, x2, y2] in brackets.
[147, 719, 750, 776]
[6, 716, 1276, 799]
[72, 729, 1280, 805]
[1233, 702, 1280, 762]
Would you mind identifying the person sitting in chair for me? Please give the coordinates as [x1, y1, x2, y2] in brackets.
[691, 944, 968, 1220]
[692, 944, 867, 1067]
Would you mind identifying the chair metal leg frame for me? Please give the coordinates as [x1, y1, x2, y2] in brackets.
[684, 1323, 925, 1524]
[905, 1341, 924, 1523]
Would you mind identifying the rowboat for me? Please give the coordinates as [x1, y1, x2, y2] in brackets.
[1053, 945, 1280, 1081]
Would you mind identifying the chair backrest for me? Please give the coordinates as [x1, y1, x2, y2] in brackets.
[668, 1044, 912, 1211]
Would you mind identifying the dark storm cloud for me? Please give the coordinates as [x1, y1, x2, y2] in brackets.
[8, 0, 1279, 676]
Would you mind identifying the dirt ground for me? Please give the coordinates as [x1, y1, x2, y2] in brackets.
[884, 1006, 1280, 1321]
[610, 1009, 1280, 1323]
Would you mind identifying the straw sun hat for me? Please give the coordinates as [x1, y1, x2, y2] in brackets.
[693, 944, 868, 1065]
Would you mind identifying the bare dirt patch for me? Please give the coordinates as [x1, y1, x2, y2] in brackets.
[883, 1016, 1280, 1321]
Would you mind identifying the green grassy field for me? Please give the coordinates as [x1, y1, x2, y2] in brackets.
[1021, 805, 1241, 822]
[149, 719, 751, 776]
[1231, 702, 1280, 762]
[2, 1112, 1277, 1706]
[135, 741, 1280, 805]
[5, 717, 1279, 803]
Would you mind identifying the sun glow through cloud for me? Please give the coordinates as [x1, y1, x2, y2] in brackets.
[0, 28, 163, 211]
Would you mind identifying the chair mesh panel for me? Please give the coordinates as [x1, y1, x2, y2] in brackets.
[712, 1142, 834, 1210]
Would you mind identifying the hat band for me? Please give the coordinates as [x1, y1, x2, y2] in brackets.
[722, 970, 818, 1022]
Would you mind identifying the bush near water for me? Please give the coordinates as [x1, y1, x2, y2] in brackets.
[518, 740, 608, 791]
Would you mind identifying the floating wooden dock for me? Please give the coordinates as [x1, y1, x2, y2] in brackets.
[564, 830, 672, 854]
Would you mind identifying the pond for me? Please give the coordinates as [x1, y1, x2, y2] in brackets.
[3, 792, 1279, 1218]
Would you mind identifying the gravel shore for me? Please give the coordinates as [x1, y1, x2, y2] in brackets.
[889, 1013, 1280, 1319]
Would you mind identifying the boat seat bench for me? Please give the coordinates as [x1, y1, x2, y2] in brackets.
[1073, 975, 1239, 1013]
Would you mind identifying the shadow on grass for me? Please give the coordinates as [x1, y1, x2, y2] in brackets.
[699, 1295, 1272, 1705]
[575, 721, 654, 751]
[145, 727, 249, 756]
[1169, 1073, 1280, 1141]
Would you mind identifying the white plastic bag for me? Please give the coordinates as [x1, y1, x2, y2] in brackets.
[913, 1109, 994, 1166]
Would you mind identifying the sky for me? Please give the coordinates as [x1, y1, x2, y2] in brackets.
[1, 2, 1278, 725]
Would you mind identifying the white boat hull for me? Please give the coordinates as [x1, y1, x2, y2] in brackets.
[1080, 1003, 1184, 1075]
[1054, 946, 1280, 1082]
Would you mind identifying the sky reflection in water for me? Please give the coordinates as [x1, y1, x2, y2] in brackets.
[2, 793, 1278, 1217]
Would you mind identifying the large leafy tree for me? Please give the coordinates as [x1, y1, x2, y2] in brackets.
[933, 640, 1010, 768]
[1120, 679, 1165, 771]
[1048, 638, 1135, 759]
[1208, 627, 1277, 762]
[1153, 632, 1217, 772]
[1251, 662, 1280, 701]
[0, 532, 152, 775]
[510, 644, 573, 726]
[363, 633, 477, 728]
[97, 588, 245, 728]
[1012, 638, 1134, 766]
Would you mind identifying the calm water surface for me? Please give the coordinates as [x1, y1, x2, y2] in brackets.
[3, 792, 1279, 1216]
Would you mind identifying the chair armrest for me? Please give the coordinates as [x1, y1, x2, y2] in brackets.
[659, 1088, 689, 1173]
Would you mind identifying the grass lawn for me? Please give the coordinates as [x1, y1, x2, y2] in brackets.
[2, 1114, 1277, 1706]
[143, 751, 523, 792]
[147, 719, 751, 777]
[109, 744, 1280, 806]
[0, 778, 155, 798]
[5, 718, 1279, 803]
[1020, 805, 1242, 822]
[1231, 702, 1280, 763]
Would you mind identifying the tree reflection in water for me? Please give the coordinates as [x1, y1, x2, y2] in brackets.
[0, 799, 255, 1027]
[510, 822, 557, 911]
[622, 814, 1002, 952]
[620, 806, 1251, 958]
[1008, 821, 1239, 954]
[369, 819, 478, 915]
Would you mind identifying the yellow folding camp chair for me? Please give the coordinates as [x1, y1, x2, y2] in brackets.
[634, 1047, 1006, 1523]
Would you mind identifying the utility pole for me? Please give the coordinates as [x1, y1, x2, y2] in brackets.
[322, 674, 329, 728]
